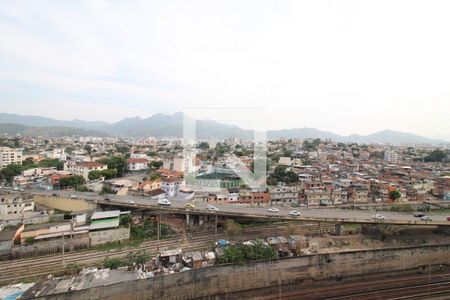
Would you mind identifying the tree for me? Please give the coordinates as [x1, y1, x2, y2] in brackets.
[224, 219, 242, 240]
[103, 257, 124, 269]
[198, 142, 209, 149]
[424, 150, 447, 162]
[60, 175, 86, 189]
[0, 164, 22, 183]
[376, 224, 404, 241]
[101, 169, 117, 180]
[22, 157, 37, 170]
[97, 156, 127, 177]
[84, 144, 93, 156]
[389, 190, 401, 201]
[38, 159, 64, 170]
[267, 165, 298, 186]
[150, 161, 163, 169]
[88, 170, 102, 181]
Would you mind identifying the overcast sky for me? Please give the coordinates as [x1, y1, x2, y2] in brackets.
[0, 1, 449, 140]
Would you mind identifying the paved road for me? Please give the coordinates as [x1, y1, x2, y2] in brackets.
[8, 188, 450, 226]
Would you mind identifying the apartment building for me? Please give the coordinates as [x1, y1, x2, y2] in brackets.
[0, 192, 35, 220]
[127, 158, 148, 171]
[64, 161, 108, 180]
[0, 147, 22, 169]
[384, 150, 400, 163]
[269, 184, 298, 204]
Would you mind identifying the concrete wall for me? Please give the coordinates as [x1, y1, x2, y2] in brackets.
[89, 227, 130, 246]
[34, 195, 96, 212]
[12, 233, 90, 259]
[30, 244, 450, 300]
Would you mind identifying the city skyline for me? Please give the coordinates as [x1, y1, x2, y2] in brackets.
[1, 1, 450, 140]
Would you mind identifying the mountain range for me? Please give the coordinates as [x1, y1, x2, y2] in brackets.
[0, 112, 446, 144]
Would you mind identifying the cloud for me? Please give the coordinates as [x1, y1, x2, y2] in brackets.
[0, 0, 449, 137]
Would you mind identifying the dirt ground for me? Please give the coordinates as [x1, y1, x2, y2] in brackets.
[309, 226, 450, 253]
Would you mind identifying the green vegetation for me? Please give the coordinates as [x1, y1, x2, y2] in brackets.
[130, 220, 176, 240]
[38, 159, 64, 170]
[59, 175, 86, 189]
[198, 142, 209, 149]
[219, 241, 277, 265]
[302, 139, 321, 151]
[424, 149, 448, 162]
[103, 250, 151, 269]
[388, 190, 401, 201]
[120, 214, 131, 227]
[25, 237, 35, 244]
[97, 156, 127, 177]
[267, 165, 298, 186]
[389, 204, 414, 212]
[370, 151, 384, 160]
[88, 169, 118, 180]
[224, 219, 242, 240]
[149, 161, 163, 169]
[0, 164, 22, 183]
[100, 186, 116, 195]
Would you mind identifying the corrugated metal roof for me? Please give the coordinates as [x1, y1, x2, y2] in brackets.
[91, 210, 121, 220]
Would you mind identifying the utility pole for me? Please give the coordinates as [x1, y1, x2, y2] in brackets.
[61, 232, 65, 268]
[157, 214, 161, 251]
[214, 214, 218, 242]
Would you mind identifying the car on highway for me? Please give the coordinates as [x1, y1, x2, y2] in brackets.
[298, 203, 307, 207]
[372, 214, 385, 220]
[52, 193, 58, 197]
[185, 203, 195, 209]
[421, 215, 432, 221]
[414, 212, 425, 218]
[158, 199, 172, 206]
[289, 210, 301, 216]
[68, 194, 77, 198]
[104, 197, 112, 202]
[267, 207, 279, 212]
[126, 199, 135, 204]
[207, 205, 219, 211]
[447, 216, 450, 222]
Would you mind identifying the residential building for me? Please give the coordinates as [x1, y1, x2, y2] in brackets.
[432, 176, 450, 199]
[64, 161, 108, 180]
[348, 184, 369, 204]
[269, 184, 298, 204]
[384, 150, 399, 163]
[238, 190, 270, 205]
[127, 158, 148, 171]
[0, 192, 35, 220]
[0, 147, 22, 170]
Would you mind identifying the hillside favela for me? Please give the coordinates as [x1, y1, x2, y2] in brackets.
[1, 2, 450, 300]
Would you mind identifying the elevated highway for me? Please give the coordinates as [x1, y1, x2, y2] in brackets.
[27, 189, 450, 227]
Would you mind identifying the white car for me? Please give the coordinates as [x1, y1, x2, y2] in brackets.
[289, 210, 301, 216]
[68, 194, 77, 198]
[372, 214, 385, 220]
[158, 199, 171, 206]
[421, 215, 432, 221]
[207, 205, 219, 211]
[267, 207, 279, 213]
[126, 199, 135, 204]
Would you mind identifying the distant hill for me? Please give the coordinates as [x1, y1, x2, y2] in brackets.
[0, 112, 445, 144]
[0, 123, 108, 137]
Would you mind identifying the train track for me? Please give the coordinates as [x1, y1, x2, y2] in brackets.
[0, 223, 333, 285]
[258, 273, 450, 300]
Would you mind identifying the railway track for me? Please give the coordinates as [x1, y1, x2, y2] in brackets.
[258, 273, 450, 300]
[0, 223, 333, 285]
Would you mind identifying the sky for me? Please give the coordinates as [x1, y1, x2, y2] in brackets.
[0, 0, 449, 140]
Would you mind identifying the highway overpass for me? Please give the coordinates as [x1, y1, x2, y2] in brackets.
[27, 189, 450, 227]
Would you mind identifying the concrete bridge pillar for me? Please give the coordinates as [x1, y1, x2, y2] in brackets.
[335, 224, 342, 236]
